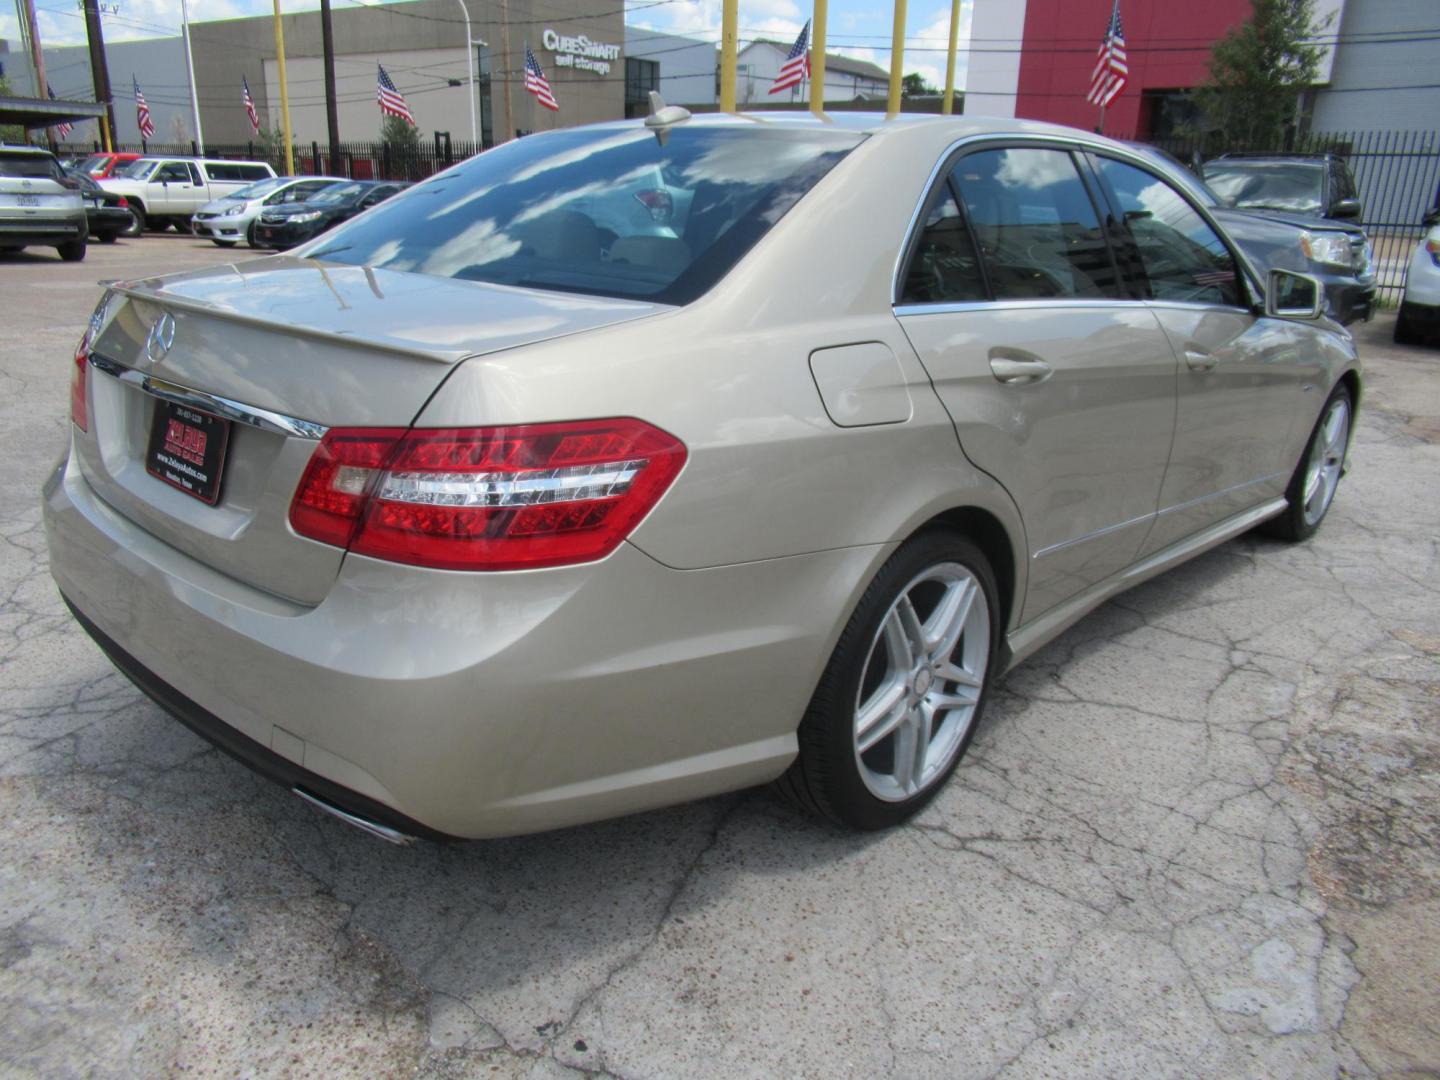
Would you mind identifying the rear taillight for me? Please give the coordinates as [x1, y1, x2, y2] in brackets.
[70, 341, 88, 432]
[633, 189, 673, 223]
[289, 418, 686, 571]
[70, 295, 109, 432]
[116, 196, 129, 209]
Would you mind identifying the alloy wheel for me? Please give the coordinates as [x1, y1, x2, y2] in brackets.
[1302, 397, 1350, 527]
[853, 562, 991, 801]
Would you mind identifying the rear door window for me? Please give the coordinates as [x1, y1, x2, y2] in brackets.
[1093, 157, 1243, 307]
[900, 186, 986, 304]
[306, 126, 864, 305]
[950, 147, 1122, 300]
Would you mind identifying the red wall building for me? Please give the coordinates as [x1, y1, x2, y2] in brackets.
[1008, 0, 1253, 136]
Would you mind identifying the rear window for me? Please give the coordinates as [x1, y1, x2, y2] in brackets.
[0, 153, 62, 180]
[307, 125, 864, 304]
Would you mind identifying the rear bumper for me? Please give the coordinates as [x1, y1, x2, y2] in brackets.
[1400, 299, 1440, 326]
[0, 212, 87, 245]
[86, 207, 131, 234]
[44, 447, 879, 838]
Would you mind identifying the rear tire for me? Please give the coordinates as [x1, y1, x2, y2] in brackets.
[98, 231, 119, 244]
[776, 531, 1001, 830]
[1263, 384, 1352, 542]
[1393, 305, 1422, 345]
[57, 239, 87, 262]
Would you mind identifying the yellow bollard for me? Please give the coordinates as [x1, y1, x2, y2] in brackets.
[886, 0, 907, 119]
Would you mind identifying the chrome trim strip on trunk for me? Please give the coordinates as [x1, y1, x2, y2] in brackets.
[292, 787, 418, 845]
[88, 353, 328, 440]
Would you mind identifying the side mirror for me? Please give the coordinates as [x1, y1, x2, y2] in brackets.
[1265, 269, 1325, 320]
[1330, 197, 1362, 220]
[1423, 207, 1440, 228]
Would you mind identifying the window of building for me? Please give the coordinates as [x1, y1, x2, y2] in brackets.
[625, 57, 660, 118]
[1094, 157, 1241, 307]
[951, 147, 1121, 300]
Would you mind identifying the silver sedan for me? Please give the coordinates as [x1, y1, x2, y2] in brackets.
[44, 113, 1359, 841]
[190, 175, 344, 248]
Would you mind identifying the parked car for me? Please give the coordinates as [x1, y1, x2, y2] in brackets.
[0, 144, 87, 261]
[192, 175, 345, 248]
[1395, 206, 1440, 345]
[75, 151, 143, 179]
[101, 156, 277, 236]
[66, 168, 133, 244]
[251, 180, 409, 249]
[46, 115, 1359, 842]
[1132, 146, 1374, 324]
[1202, 152, 1363, 222]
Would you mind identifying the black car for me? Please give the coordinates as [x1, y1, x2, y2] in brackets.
[66, 168, 133, 244]
[1148, 150, 1375, 324]
[252, 180, 409, 250]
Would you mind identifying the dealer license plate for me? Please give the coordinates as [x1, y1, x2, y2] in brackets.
[17, 194, 38, 207]
[145, 400, 231, 505]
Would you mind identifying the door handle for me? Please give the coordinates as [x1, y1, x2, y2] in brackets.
[1184, 347, 1218, 372]
[988, 352, 1053, 384]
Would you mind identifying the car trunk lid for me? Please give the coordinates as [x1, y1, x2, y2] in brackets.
[75, 257, 668, 605]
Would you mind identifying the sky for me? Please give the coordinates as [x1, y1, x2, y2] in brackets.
[3, 0, 974, 96]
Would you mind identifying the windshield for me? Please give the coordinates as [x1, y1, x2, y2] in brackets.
[79, 154, 114, 176]
[1203, 162, 1325, 214]
[308, 182, 367, 206]
[230, 176, 289, 200]
[113, 158, 158, 180]
[307, 125, 863, 304]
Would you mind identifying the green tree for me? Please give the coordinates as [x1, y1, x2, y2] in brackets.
[1191, 0, 1330, 147]
[0, 75, 30, 143]
[380, 114, 421, 179]
[901, 72, 934, 99]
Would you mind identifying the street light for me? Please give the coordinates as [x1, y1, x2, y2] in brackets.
[454, 0, 477, 146]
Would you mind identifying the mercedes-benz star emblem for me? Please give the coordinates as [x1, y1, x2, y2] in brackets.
[145, 312, 176, 364]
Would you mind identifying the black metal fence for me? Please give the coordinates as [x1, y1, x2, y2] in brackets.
[1119, 128, 1440, 307]
[56, 125, 1440, 306]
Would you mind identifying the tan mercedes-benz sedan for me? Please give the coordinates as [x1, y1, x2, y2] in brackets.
[44, 113, 1359, 841]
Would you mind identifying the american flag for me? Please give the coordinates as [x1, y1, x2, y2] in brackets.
[377, 63, 416, 125]
[242, 75, 261, 134]
[524, 47, 559, 111]
[47, 84, 74, 138]
[769, 21, 811, 95]
[134, 76, 156, 139]
[1086, 0, 1128, 108]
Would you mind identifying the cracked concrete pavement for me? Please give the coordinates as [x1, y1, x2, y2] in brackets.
[2, 239, 1437, 1078]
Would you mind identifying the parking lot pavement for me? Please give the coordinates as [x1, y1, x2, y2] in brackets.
[2, 239, 1437, 1078]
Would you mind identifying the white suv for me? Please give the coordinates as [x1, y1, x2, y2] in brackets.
[101, 157, 276, 236]
[1395, 206, 1440, 345]
[0, 145, 88, 261]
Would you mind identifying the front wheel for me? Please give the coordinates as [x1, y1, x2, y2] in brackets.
[1264, 385, 1352, 542]
[776, 532, 1000, 830]
[122, 206, 145, 237]
[211, 238, 238, 248]
[1394, 305, 1422, 345]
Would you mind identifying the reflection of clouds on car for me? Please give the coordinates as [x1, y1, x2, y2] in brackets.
[994, 147, 1075, 190]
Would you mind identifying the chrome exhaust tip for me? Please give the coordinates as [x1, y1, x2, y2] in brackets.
[292, 787, 418, 845]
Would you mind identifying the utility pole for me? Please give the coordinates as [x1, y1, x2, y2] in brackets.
[941, 0, 960, 114]
[719, 0, 737, 112]
[498, 0, 513, 141]
[18, 0, 55, 149]
[810, 0, 827, 115]
[81, 0, 116, 150]
[320, 0, 341, 172]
